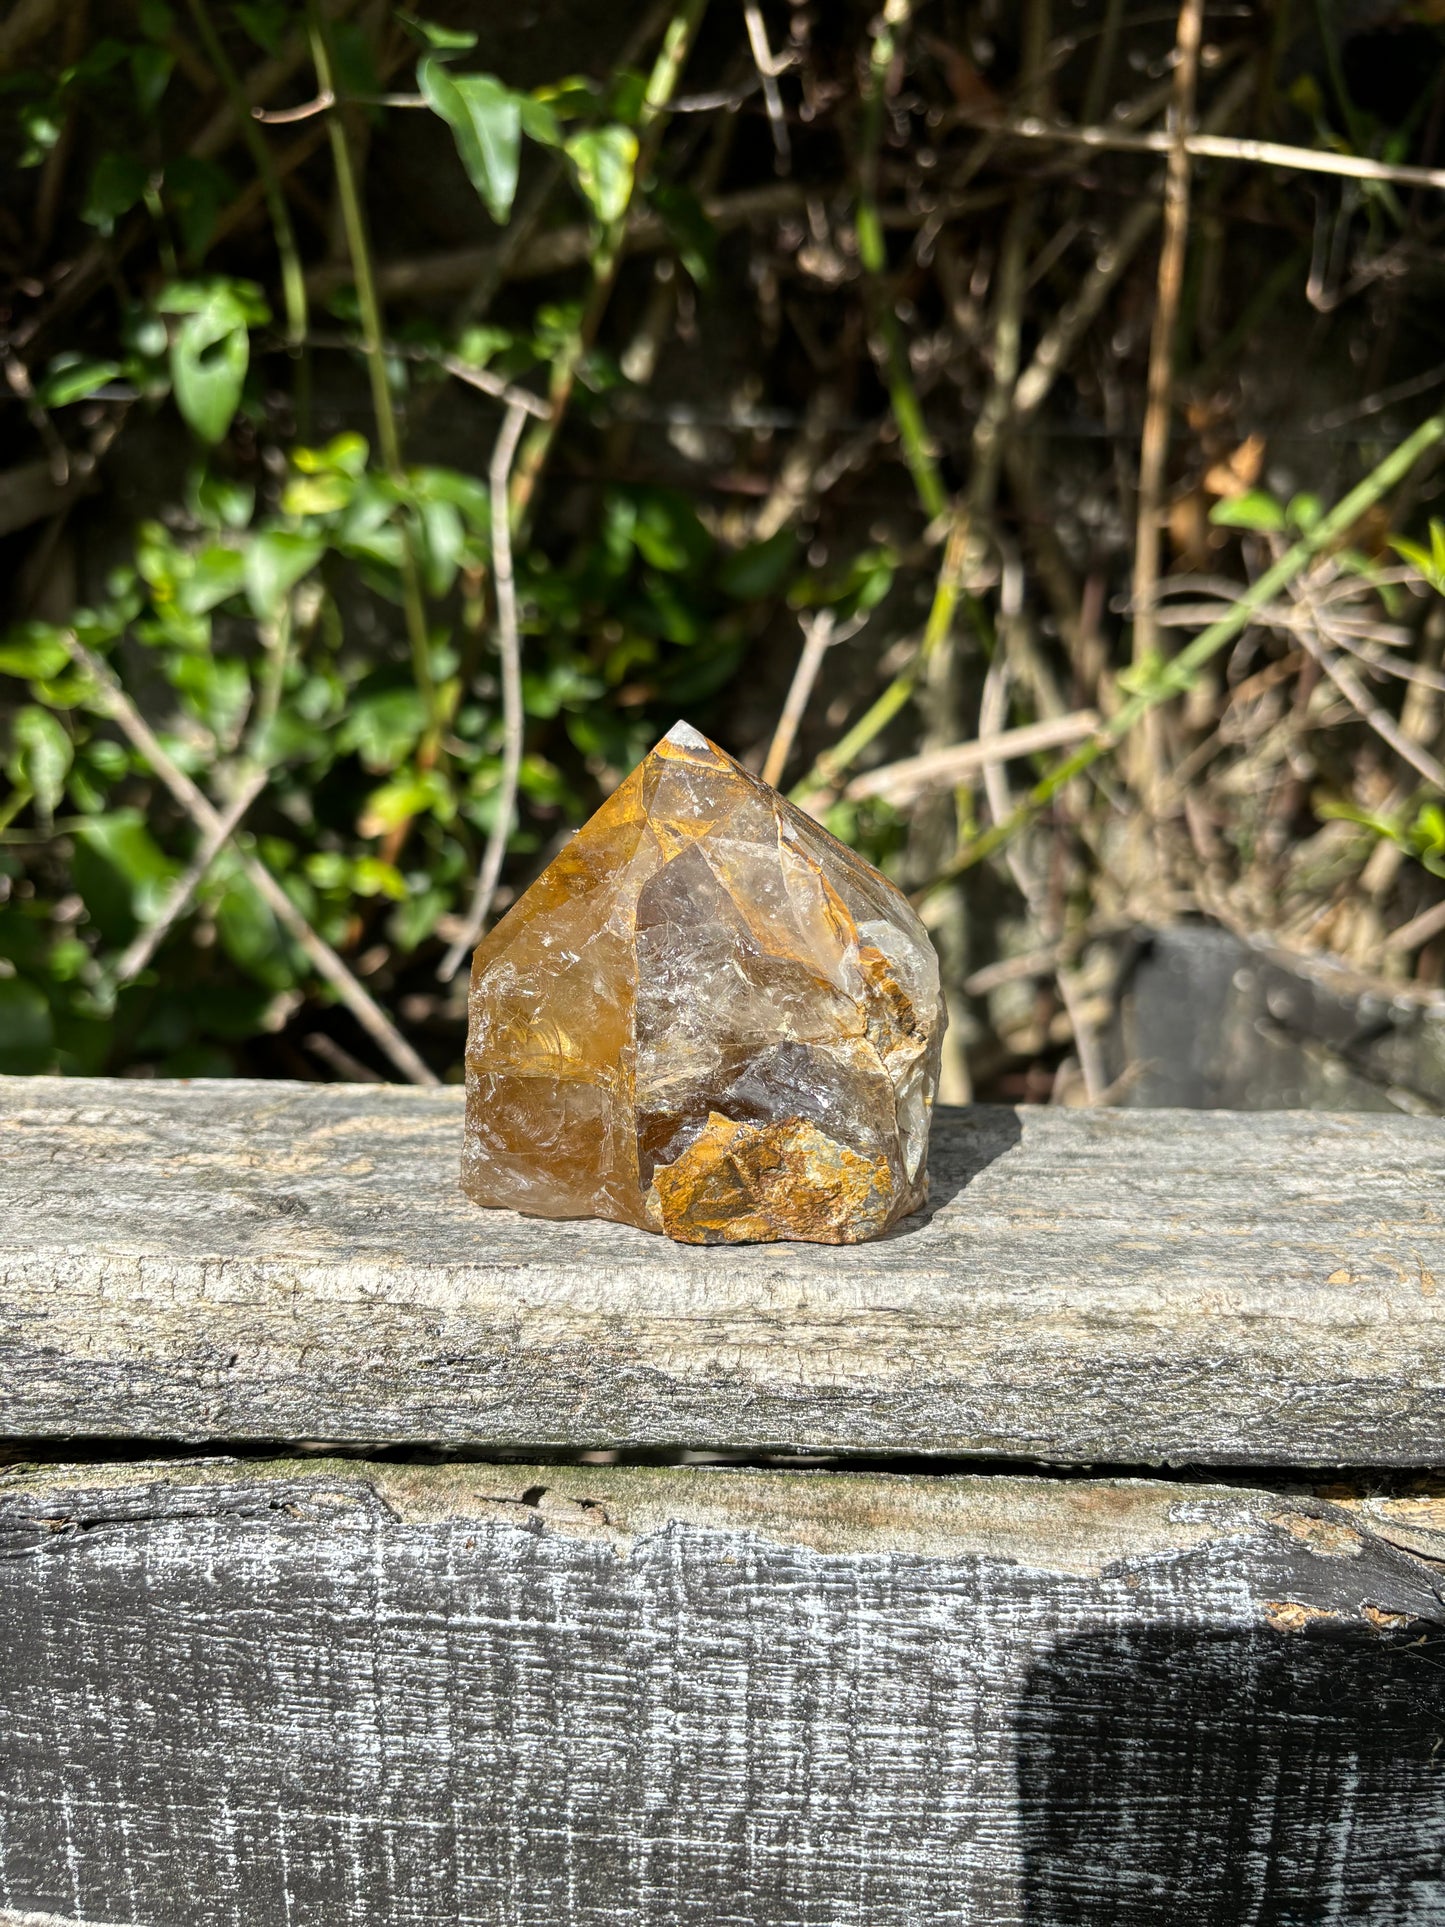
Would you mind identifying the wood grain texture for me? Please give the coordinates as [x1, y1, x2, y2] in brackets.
[2, 1076, 1442, 1463]
[1, 1459, 1441, 1926]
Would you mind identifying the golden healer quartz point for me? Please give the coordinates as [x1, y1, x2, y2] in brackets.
[461, 720, 946, 1245]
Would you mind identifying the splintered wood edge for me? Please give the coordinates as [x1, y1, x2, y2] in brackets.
[3, 1458, 1443, 1592]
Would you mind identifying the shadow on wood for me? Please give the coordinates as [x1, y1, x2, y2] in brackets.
[1016, 1624, 1445, 1923]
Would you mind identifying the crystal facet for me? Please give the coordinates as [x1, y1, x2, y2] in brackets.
[462, 721, 946, 1244]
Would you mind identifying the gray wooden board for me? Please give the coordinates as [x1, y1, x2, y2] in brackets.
[0, 1458, 1442, 1926]
[2, 1077, 1443, 1464]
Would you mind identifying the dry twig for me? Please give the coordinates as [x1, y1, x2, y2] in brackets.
[975, 646, 1106, 1102]
[763, 608, 876, 791]
[113, 763, 271, 986]
[66, 635, 437, 1086]
[846, 711, 1100, 806]
[438, 398, 532, 983]
[1131, 0, 1204, 687]
[743, 1, 791, 169]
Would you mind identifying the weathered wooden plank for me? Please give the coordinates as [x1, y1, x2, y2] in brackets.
[2, 1076, 1442, 1463]
[1, 1458, 1441, 1926]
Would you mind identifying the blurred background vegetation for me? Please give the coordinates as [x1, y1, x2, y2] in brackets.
[2, 0, 1444, 1107]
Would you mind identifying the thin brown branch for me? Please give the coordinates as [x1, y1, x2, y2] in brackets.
[66, 636, 437, 1086]
[1132, 0, 1204, 680]
[1385, 897, 1445, 954]
[846, 711, 1101, 806]
[113, 763, 270, 986]
[763, 612, 837, 790]
[964, 113, 1445, 195]
[743, 1, 791, 169]
[305, 182, 809, 302]
[301, 330, 550, 416]
[1011, 62, 1254, 419]
[976, 632, 1106, 1104]
[253, 88, 335, 122]
[1298, 612, 1445, 790]
[437, 398, 532, 984]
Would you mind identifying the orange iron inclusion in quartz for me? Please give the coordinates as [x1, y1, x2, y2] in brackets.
[462, 721, 946, 1244]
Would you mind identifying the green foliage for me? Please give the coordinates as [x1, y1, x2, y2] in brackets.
[418, 58, 522, 223]
[157, 279, 269, 444]
[1391, 520, 1445, 595]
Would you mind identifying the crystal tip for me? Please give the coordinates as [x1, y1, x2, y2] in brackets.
[663, 719, 710, 751]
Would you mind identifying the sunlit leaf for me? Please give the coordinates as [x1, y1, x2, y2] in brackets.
[565, 125, 637, 225]
[1209, 490, 1287, 533]
[165, 287, 254, 444]
[419, 58, 520, 224]
[7, 707, 72, 815]
[0, 624, 71, 681]
[244, 529, 326, 616]
[34, 355, 123, 408]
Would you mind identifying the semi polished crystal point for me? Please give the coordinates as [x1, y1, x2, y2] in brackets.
[462, 720, 946, 1244]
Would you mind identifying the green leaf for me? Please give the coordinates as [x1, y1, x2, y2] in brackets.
[338, 686, 428, 771]
[718, 529, 797, 600]
[73, 809, 177, 941]
[282, 472, 356, 516]
[419, 58, 521, 223]
[82, 150, 148, 233]
[130, 43, 173, 113]
[234, 1, 290, 53]
[168, 289, 252, 445]
[215, 869, 290, 986]
[1209, 490, 1287, 533]
[0, 624, 72, 680]
[0, 977, 54, 1076]
[178, 544, 247, 615]
[188, 469, 255, 531]
[244, 529, 325, 616]
[158, 277, 270, 324]
[293, 432, 370, 477]
[7, 707, 72, 815]
[565, 125, 637, 225]
[169, 652, 250, 742]
[397, 9, 478, 50]
[35, 354, 123, 407]
[164, 156, 234, 259]
[415, 496, 464, 596]
[360, 768, 454, 835]
[518, 95, 562, 147]
[1287, 492, 1323, 533]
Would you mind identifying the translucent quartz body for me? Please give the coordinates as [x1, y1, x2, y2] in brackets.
[462, 722, 945, 1244]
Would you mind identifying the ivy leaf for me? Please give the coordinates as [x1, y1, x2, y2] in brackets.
[565, 125, 637, 225]
[7, 706, 73, 815]
[419, 57, 521, 223]
[34, 355, 123, 408]
[244, 529, 326, 617]
[164, 286, 253, 445]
